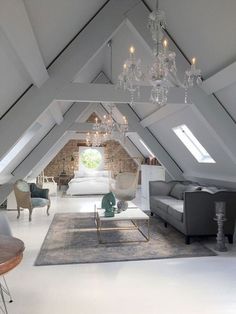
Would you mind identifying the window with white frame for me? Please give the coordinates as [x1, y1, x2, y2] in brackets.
[172, 124, 215, 163]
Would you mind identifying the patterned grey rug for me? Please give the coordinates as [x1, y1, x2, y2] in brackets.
[35, 213, 216, 266]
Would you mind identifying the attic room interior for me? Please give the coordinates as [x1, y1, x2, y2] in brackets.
[1, 0, 236, 313]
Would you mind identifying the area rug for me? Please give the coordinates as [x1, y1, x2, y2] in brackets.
[35, 213, 216, 266]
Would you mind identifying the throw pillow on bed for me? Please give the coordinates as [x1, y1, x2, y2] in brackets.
[169, 183, 187, 200]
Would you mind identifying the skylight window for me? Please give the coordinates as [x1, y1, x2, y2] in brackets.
[0, 123, 41, 173]
[173, 124, 215, 163]
[139, 139, 155, 158]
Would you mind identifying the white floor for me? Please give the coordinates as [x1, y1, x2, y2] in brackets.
[3, 192, 236, 314]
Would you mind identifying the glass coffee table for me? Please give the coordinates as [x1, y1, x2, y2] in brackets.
[95, 207, 150, 244]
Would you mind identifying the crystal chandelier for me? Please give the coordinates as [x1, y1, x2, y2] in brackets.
[118, 0, 202, 109]
[85, 106, 128, 147]
[93, 105, 128, 138]
[86, 131, 109, 147]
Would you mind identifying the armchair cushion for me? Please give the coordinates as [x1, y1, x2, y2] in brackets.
[30, 183, 49, 199]
[31, 198, 50, 208]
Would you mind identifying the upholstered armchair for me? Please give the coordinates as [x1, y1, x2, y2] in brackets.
[14, 180, 50, 222]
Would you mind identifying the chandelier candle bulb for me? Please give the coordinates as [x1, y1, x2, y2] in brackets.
[129, 46, 135, 55]
[191, 57, 196, 70]
[163, 39, 168, 50]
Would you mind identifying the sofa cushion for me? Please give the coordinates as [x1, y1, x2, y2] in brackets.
[169, 183, 187, 200]
[150, 196, 171, 212]
[167, 203, 184, 222]
[151, 196, 184, 212]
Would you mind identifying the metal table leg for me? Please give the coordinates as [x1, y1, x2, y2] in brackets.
[0, 282, 8, 314]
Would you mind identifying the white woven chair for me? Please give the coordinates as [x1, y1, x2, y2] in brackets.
[110, 171, 139, 210]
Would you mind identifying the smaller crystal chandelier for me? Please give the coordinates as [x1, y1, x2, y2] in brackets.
[85, 105, 128, 147]
[86, 131, 109, 147]
[92, 105, 128, 138]
[118, 0, 202, 109]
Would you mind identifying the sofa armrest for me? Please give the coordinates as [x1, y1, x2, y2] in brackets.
[149, 181, 175, 196]
[184, 191, 236, 235]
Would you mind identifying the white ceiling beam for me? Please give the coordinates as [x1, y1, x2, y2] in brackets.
[201, 61, 236, 95]
[0, 184, 13, 206]
[68, 122, 96, 132]
[116, 103, 183, 180]
[26, 133, 71, 180]
[49, 101, 64, 125]
[0, 0, 138, 162]
[69, 122, 135, 133]
[126, 1, 236, 166]
[12, 103, 89, 179]
[188, 87, 236, 162]
[0, 0, 49, 87]
[75, 104, 95, 122]
[141, 103, 188, 128]
[56, 82, 187, 105]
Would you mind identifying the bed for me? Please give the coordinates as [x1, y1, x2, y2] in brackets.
[66, 170, 111, 195]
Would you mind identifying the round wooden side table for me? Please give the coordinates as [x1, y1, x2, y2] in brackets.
[0, 235, 25, 314]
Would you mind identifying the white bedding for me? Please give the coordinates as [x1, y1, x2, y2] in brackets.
[66, 174, 111, 195]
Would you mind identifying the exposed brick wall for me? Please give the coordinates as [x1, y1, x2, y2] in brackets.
[44, 139, 138, 177]
[104, 140, 138, 177]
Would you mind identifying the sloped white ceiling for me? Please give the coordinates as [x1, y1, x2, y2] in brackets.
[149, 105, 236, 183]
[0, 29, 32, 117]
[23, 0, 107, 66]
[214, 83, 236, 123]
[145, 0, 236, 78]
[0, 0, 107, 118]
[2, 0, 236, 193]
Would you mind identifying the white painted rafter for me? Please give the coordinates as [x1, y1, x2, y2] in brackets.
[0, 0, 139, 162]
[201, 61, 236, 95]
[49, 101, 64, 125]
[56, 72, 184, 179]
[12, 103, 89, 179]
[125, 1, 236, 168]
[0, 0, 49, 87]
[56, 83, 187, 105]
[141, 103, 188, 128]
[116, 103, 183, 180]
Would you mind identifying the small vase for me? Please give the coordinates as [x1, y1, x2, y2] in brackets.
[117, 200, 128, 211]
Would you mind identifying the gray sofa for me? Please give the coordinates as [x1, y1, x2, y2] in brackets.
[149, 180, 236, 244]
